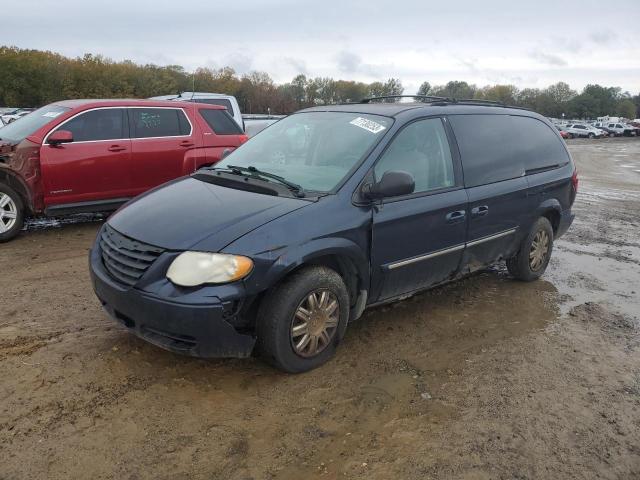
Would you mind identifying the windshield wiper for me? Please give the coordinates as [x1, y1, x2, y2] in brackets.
[220, 165, 306, 198]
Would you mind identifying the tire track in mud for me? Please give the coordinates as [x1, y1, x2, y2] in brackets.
[0, 330, 76, 360]
[1, 374, 155, 442]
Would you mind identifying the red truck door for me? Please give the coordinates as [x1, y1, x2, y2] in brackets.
[128, 107, 197, 194]
[40, 108, 133, 208]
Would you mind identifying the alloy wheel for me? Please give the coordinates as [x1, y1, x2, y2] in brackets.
[0, 193, 18, 234]
[529, 229, 550, 271]
[290, 289, 339, 358]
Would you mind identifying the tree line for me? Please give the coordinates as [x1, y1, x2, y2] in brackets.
[1, 46, 639, 119]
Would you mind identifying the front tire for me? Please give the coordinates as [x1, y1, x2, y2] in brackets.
[507, 217, 554, 282]
[0, 184, 25, 243]
[256, 266, 350, 373]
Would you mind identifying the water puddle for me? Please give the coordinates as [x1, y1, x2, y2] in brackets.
[551, 240, 639, 320]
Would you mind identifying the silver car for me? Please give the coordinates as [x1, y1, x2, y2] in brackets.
[564, 123, 603, 139]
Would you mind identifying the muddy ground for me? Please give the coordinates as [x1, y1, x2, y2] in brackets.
[1, 138, 639, 480]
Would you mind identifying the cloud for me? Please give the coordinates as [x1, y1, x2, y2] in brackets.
[283, 57, 308, 75]
[457, 57, 480, 74]
[334, 50, 390, 79]
[589, 30, 617, 44]
[222, 52, 253, 75]
[549, 36, 583, 53]
[2, 0, 639, 92]
[336, 51, 362, 73]
[529, 50, 568, 67]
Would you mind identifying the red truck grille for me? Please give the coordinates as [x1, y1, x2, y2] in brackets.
[99, 225, 164, 286]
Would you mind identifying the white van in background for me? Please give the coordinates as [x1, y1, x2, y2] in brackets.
[150, 92, 244, 129]
[149, 92, 283, 137]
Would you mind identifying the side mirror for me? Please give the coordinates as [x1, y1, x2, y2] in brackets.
[48, 130, 73, 145]
[363, 170, 415, 200]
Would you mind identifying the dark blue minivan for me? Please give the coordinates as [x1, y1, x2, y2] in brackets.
[89, 97, 577, 372]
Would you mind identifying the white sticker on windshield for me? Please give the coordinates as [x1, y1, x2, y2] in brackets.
[349, 117, 386, 134]
[42, 111, 63, 118]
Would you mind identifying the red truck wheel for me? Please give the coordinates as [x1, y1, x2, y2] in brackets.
[0, 184, 25, 243]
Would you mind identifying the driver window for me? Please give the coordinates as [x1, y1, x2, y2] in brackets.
[374, 118, 454, 194]
[58, 109, 125, 142]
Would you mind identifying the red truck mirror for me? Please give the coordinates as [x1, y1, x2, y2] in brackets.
[48, 130, 74, 145]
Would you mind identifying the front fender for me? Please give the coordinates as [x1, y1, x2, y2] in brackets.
[245, 236, 370, 297]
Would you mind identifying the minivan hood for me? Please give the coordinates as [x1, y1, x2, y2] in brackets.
[108, 177, 310, 251]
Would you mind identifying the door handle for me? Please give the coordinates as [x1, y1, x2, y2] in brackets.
[179, 141, 195, 147]
[107, 145, 126, 152]
[471, 205, 489, 217]
[446, 210, 466, 223]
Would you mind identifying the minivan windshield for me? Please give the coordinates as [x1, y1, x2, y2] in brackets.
[0, 104, 70, 144]
[215, 112, 392, 192]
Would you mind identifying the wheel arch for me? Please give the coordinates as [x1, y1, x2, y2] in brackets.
[0, 170, 33, 214]
[536, 199, 562, 235]
[249, 238, 370, 326]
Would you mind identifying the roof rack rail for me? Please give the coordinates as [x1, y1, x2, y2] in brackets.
[360, 95, 450, 103]
[357, 95, 532, 111]
[454, 98, 504, 106]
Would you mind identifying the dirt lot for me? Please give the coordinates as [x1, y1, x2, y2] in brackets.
[1, 138, 639, 480]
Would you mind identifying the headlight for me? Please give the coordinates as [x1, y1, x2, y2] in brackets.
[166, 252, 253, 287]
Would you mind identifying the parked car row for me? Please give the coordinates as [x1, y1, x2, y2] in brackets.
[592, 121, 638, 137]
[552, 120, 639, 139]
[0, 99, 248, 241]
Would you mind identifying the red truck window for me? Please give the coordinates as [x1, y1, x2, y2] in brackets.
[199, 109, 243, 135]
[130, 108, 191, 138]
[56, 108, 126, 142]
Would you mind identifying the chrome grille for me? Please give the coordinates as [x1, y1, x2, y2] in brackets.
[99, 224, 164, 286]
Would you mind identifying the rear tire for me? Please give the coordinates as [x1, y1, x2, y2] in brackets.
[256, 266, 350, 373]
[588, 133, 595, 139]
[0, 184, 25, 243]
[506, 217, 554, 282]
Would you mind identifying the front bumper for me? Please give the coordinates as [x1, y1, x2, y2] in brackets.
[89, 243, 256, 358]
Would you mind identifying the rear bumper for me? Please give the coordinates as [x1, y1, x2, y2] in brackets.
[556, 209, 574, 239]
[89, 244, 256, 358]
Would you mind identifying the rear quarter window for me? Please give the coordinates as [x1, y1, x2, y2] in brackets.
[199, 109, 243, 135]
[450, 114, 569, 186]
[509, 116, 570, 173]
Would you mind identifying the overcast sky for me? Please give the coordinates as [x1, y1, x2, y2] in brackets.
[4, 0, 639, 94]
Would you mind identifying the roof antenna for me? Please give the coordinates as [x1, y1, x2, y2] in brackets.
[191, 69, 196, 101]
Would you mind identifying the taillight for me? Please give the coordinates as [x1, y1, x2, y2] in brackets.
[570, 168, 578, 205]
[571, 169, 579, 192]
[239, 134, 249, 144]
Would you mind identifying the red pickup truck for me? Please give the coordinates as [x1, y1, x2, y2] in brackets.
[0, 99, 248, 241]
